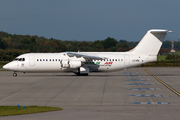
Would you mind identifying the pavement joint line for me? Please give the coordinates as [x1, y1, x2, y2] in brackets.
[0, 78, 45, 102]
[44, 78, 77, 106]
[100, 72, 108, 105]
[144, 68, 180, 97]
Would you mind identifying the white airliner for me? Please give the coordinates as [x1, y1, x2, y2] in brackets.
[3, 29, 171, 76]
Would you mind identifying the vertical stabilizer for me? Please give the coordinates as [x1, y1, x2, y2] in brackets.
[131, 29, 169, 56]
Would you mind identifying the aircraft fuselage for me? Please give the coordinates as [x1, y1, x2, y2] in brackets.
[3, 52, 153, 73]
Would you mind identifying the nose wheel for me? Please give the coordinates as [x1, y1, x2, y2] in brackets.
[13, 73, 17, 77]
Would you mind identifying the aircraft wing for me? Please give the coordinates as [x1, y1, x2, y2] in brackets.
[67, 52, 107, 60]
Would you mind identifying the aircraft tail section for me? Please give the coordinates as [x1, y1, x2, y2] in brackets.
[130, 29, 169, 56]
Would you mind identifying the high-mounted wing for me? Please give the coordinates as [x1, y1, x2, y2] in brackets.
[67, 52, 107, 60]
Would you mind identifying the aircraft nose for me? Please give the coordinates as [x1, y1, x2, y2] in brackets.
[3, 64, 9, 69]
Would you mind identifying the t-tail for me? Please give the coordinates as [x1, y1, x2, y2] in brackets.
[129, 29, 171, 62]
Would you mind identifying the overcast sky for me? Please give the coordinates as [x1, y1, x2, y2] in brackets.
[0, 0, 180, 41]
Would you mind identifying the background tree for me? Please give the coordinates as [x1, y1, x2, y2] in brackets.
[0, 38, 8, 49]
[103, 37, 118, 50]
[1, 31, 178, 61]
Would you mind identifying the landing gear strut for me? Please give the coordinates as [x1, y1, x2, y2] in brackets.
[13, 72, 17, 77]
[75, 67, 89, 76]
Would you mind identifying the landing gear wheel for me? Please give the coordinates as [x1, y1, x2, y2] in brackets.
[13, 73, 17, 77]
[77, 73, 81, 76]
[83, 74, 89, 76]
[76, 73, 89, 76]
[75, 67, 89, 76]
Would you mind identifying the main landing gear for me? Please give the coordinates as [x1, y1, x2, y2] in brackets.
[13, 72, 17, 77]
[76, 73, 89, 76]
[75, 67, 89, 76]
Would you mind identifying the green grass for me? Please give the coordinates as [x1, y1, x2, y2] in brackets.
[173, 51, 180, 55]
[157, 55, 167, 61]
[0, 61, 9, 66]
[0, 106, 63, 116]
[0, 61, 9, 70]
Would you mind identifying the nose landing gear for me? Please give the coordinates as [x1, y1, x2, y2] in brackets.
[13, 72, 17, 77]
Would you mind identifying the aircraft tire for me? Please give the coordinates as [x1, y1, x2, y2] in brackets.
[13, 73, 17, 77]
[83, 74, 88, 76]
[76, 73, 88, 76]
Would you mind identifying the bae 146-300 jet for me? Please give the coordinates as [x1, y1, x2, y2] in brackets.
[3, 29, 171, 76]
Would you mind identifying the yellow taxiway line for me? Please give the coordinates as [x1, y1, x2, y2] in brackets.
[144, 68, 180, 97]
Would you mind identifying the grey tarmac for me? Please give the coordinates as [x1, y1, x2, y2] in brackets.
[0, 67, 180, 120]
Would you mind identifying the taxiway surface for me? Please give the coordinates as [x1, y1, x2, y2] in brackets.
[0, 67, 180, 120]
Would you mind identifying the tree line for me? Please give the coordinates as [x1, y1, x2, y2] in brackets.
[0, 31, 176, 61]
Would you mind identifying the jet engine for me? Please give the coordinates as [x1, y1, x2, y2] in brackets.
[69, 60, 82, 68]
[61, 60, 82, 68]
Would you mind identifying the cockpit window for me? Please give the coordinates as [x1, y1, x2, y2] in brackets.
[14, 58, 19, 61]
[19, 58, 23, 61]
[13, 58, 25, 61]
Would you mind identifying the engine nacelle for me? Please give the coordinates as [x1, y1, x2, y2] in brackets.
[61, 60, 82, 69]
[61, 60, 69, 68]
[69, 60, 82, 68]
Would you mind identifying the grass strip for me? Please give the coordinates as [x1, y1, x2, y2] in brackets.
[0, 61, 9, 66]
[0, 106, 63, 116]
